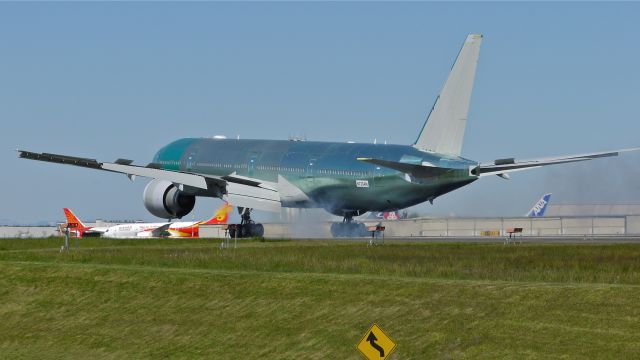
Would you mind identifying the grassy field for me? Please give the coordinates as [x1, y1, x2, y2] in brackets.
[1, 238, 639, 359]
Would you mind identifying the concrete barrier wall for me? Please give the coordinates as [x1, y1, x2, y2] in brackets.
[0, 226, 60, 238]
[420, 220, 445, 237]
[531, 218, 562, 236]
[2, 215, 636, 239]
[593, 218, 625, 235]
[383, 220, 422, 237]
[476, 219, 503, 233]
[379, 216, 629, 237]
[626, 216, 640, 235]
[561, 218, 592, 235]
[198, 225, 227, 238]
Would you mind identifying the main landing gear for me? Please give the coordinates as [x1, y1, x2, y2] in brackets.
[228, 208, 264, 238]
[330, 213, 368, 238]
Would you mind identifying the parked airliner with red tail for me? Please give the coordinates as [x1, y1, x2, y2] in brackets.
[63, 203, 232, 238]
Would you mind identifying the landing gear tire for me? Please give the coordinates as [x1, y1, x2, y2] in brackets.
[253, 223, 265, 237]
[330, 222, 367, 238]
[330, 223, 340, 237]
[241, 223, 264, 238]
[232, 208, 265, 238]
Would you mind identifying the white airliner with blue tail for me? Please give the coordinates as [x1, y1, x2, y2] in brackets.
[526, 194, 552, 217]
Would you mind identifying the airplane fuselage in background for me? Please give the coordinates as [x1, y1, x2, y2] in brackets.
[153, 138, 478, 215]
[102, 221, 200, 238]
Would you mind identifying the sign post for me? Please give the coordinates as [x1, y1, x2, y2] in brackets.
[63, 227, 70, 252]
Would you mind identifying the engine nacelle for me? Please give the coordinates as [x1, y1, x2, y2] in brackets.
[143, 179, 196, 219]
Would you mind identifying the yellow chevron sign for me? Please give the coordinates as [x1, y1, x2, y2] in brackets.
[356, 323, 397, 360]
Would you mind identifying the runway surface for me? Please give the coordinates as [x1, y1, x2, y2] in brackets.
[288, 236, 640, 244]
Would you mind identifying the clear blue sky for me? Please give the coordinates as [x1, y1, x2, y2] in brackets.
[2, 2, 639, 224]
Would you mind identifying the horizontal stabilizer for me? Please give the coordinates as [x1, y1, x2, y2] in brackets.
[473, 148, 640, 177]
[357, 158, 452, 178]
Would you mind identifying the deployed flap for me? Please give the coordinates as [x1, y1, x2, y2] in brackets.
[414, 34, 482, 156]
[224, 181, 281, 213]
[357, 157, 452, 178]
[473, 148, 639, 177]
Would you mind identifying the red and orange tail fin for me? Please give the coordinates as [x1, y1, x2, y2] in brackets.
[202, 202, 232, 225]
[63, 208, 87, 230]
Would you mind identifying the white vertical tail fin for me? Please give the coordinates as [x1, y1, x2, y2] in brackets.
[413, 34, 482, 156]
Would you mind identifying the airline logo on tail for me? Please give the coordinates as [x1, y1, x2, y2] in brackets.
[201, 202, 232, 225]
[62, 208, 95, 237]
[169, 202, 233, 238]
[63, 208, 87, 230]
[526, 194, 552, 217]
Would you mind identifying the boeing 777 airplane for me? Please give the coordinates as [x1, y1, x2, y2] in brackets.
[19, 34, 636, 237]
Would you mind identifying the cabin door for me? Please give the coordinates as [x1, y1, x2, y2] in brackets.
[306, 158, 316, 182]
[247, 152, 260, 177]
[373, 165, 385, 187]
[186, 151, 197, 172]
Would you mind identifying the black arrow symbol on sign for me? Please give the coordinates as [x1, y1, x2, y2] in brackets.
[367, 331, 385, 357]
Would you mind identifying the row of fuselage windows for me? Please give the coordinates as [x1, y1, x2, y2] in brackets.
[191, 161, 372, 177]
[159, 160, 180, 166]
[158, 159, 374, 177]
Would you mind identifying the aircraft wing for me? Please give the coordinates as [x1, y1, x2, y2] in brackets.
[473, 148, 639, 177]
[17, 150, 281, 212]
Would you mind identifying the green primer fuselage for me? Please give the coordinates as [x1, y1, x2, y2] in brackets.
[153, 138, 478, 214]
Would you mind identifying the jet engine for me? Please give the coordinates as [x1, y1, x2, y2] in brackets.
[143, 179, 196, 219]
